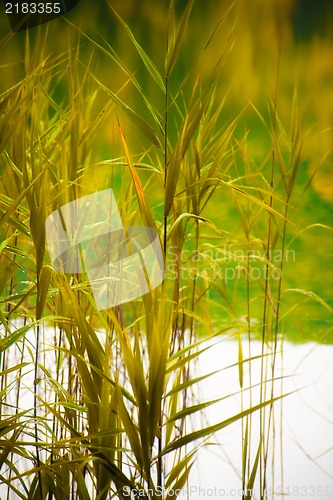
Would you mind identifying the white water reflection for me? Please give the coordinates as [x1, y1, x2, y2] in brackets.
[185, 339, 333, 500]
[1, 330, 332, 499]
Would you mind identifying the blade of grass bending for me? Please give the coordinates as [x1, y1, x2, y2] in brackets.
[167, 396, 234, 424]
[0, 471, 28, 499]
[165, 370, 181, 445]
[67, 22, 164, 136]
[244, 438, 262, 500]
[284, 289, 333, 314]
[166, 327, 231, 366]
[242, 417, 249, 491]
[90, 71, 162, 148]
[109, 3, 165, 92]
[166, 345, 212, 374]
[0, 428, 21, 471]
[198, 177, 290, 221]
[165, 0, 194, 77]
[164, 450, 196, 488]
[0, 169, 45, 230]
[104, 312, 151, 475]
[164, 96, 209, 217]
[202, 0, 237, 51]
[118, 119, 158, 231]
[55, 276, 104, 368]
[238, 331, 244, 389]
[147, 307, 172, 447]
[166, 463, 194, 500]
[167, 213, 222, 241]
[163, 392, 293, 454]
[115, 384, 144, 471]
[166, 369, 227, 398]
[0, 321, 39, 352]
[36, 265, 52, 320]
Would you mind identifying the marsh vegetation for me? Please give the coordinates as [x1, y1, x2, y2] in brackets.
[0, 1, 332, 498]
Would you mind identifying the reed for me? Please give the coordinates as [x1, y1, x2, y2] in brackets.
[0, 1, 331, 499]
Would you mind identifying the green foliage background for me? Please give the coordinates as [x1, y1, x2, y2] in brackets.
[0, 0, 332, 498]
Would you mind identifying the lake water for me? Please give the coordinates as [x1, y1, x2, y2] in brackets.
[1, 332, 332, 499]
[184, 339, 333, 500]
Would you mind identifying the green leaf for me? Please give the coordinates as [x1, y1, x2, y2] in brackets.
[285, 288, 333, 314]
[165, 450, 196, 488]
[166, 0, 194, 76]
[36, 265, 53, 319]
[163, 393, 292, 454]
[91, 72, 162, 148]
[0, 169, 45, 232]
[116, 384, 144, 470]
[110, 6, 165, 92]
[244, 439, 262, 500]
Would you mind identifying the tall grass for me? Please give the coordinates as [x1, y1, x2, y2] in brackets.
[0, 1, 331, 499]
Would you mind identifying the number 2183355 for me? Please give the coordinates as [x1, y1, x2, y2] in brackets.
[5, 3, 62, 15]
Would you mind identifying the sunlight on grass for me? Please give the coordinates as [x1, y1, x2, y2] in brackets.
[0, 0, 332, 498]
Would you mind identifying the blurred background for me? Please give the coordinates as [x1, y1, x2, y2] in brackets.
[1, 0, 332, 342]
